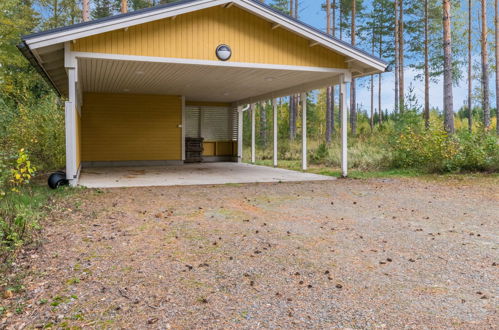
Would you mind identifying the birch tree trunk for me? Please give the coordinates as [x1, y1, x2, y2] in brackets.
[443, 0, 455, 134]
[482, 0, 491, 128]
[468, 0, 473, 132]
[424, 0, 430, 128]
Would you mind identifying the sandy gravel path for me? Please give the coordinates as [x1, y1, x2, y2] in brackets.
[2, 177, 498, 328]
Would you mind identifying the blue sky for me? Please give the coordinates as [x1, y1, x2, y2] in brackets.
[296, 1, 476, 113]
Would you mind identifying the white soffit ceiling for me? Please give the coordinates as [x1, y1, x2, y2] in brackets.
[78, 58, 340, 103]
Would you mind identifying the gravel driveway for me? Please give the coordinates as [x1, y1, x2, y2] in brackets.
[2, 177, 498, 328]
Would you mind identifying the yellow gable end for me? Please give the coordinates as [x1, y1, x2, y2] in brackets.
[72, 5, 347, 68]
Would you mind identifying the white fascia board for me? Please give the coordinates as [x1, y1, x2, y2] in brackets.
[72, 51, 350, 73]
[25, 0, 230, 49]
[233, 0, 387, 72]
[236, 75, 343, 106]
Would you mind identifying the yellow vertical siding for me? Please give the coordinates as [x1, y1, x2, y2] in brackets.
[72, 6, 346, 68]
[81, 93, 182, 161]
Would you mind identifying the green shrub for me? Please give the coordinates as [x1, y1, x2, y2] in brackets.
[9, 149, 36, 192]
[0, 149, 39, 259]
[391, 120, 457, 172]
[391, 119, 499, 173]
[3, 95, 65, 171]
[310, 143, 329, 164]
[453, 130, 499, 172]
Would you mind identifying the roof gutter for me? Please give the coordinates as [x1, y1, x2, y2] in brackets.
[16, 41, 62, 97]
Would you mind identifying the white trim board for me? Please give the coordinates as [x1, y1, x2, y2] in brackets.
[235, 75, 343, 106]
[24, 0, 387, 72]
[72, 51, 350, 74]
[181, 96, 186, 161]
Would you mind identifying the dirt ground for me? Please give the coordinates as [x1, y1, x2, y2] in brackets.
[1, 176, 498, 329]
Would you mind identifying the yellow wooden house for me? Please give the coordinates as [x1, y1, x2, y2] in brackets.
[19, 0, 387, 186]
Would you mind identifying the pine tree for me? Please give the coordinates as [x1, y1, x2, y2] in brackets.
[93, 0, 114, 19]
[468, 0, 473, 132]
[350, 0, 356, 135]
[374, 0, 394, 123]
[394, 0, 400, 113]
[424, 0, 430, 127]
[39, 0, 81, 28]
[339, 0, 363, 135]
[82, 0, 90, 21]
[443, 0, 455, 134]
[259, 102, 268, 147]
[496, 0, 499, 133]
[0, 0, 43, 102]
[481, 0, 490, 128]
[271, 0, 290, 14]
[398, 0, 405, 112]
[289, 0, 299, 140]
[324, 0, 333, 143]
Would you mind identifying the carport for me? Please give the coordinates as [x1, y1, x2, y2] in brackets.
[19, 0, 387, 187]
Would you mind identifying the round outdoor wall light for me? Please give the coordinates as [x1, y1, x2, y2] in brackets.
[216, 44, 232, 61]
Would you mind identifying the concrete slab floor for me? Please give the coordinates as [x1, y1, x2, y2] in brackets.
[78, 162, 335, 188]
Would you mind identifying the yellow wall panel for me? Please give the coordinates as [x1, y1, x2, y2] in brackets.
[215, 141, 234, 156]
[81, 93, 182, 162]
[203, 142, 216, 156]
[201, 141, 237, 157]
[72, 6, 346, 68]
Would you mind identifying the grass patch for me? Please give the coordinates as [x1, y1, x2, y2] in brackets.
[251, 159, 499, 183]
[251, 159, 423, 179]
[312, 168, 423, 179]
[0, 182, 77, 276]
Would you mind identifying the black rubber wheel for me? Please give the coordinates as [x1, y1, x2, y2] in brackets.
[48, 172, 68, 189]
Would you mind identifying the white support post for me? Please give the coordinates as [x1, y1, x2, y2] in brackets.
[340, 74, 350, 177]
[64, 41, 79, 186]
[251, 103, 256, 164]
[65, 67, 78, 186]
[181, 96, 186, 161]
[301, 92, 307, 171]
[273, 98, 278, 167]
[237, 105, 243, 163]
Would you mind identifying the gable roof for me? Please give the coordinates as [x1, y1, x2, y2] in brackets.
[22, 0, 387, 71]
